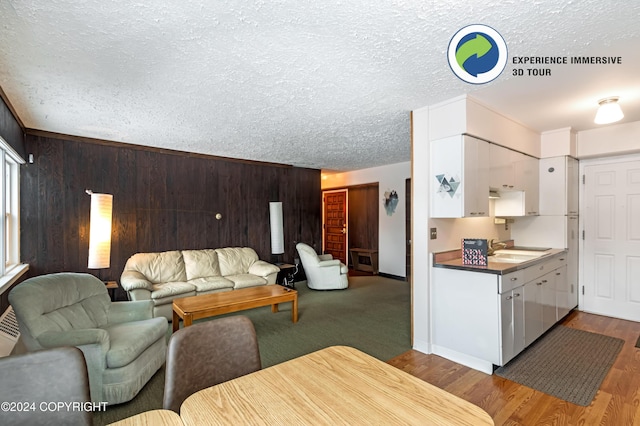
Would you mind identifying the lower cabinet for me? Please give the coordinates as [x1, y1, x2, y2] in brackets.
[500, 286, 525, 365]
[432, 252, 568, 374]
[523, 270, 557, 347]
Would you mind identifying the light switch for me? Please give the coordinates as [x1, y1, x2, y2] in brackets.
[430, 228, 437, 239]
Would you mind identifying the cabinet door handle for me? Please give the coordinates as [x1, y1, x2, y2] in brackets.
[537, 282, 542, 286]
[510, 277, 518, 281]
[542, 280, 548, 283]
[514, 293, 521, 297]
[559, 258, 565, 261]
[506, 295, 513, 300]
[556, 272, 561, 276]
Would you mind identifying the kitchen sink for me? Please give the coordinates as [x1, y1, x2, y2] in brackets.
[488, 249, 549, 263]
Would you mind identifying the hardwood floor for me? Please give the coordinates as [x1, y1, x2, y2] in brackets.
[387, 310, 640, 425]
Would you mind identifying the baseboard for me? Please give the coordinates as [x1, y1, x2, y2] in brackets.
[378, 272, 407, 281]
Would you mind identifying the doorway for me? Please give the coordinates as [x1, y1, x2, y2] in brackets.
[581, 155, 640, 322]
[323, 185, 379, 271]
[323, 189, 348, 264]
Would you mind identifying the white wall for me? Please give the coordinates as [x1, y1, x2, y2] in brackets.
[322, 161, 410, 278]
[577, 121, 640, 158]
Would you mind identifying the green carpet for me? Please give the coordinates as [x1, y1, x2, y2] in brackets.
[94, 275, 411, 425]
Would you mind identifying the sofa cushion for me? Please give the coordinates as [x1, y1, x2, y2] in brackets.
[188, 276, 235, 293]
[103, 317, 167, 368]
[125, 251, 187, 284]
[182, 249, 221, 280]
[248, 260, 281, 278]
[226, 274, 268, 289]
[216, 247, 259, 276]
[150, 282, 195, 300]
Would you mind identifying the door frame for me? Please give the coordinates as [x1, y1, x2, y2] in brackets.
[579, 153, 640, 314]
[322, 189, 348, 262]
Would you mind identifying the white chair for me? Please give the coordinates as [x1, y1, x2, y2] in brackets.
[296, 243, 348, 290]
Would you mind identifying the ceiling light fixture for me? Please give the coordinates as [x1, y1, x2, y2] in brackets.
[594, 97, 624, 124]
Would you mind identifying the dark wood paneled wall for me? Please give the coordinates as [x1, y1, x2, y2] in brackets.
[347, 184, 379, 262]
[0, 93, 26, 159]
[21, 135, 322, 299]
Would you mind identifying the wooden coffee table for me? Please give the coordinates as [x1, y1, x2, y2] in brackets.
[172, 285, 298, 332]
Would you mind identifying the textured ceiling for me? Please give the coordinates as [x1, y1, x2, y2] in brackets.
[1, 1, 639, 171]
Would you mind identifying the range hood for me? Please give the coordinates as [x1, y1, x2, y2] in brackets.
[489, 190, 501, 199]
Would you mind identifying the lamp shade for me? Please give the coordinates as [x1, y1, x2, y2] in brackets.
[88, 193, 113, 269]
[594, 97, 624, 124]
[269, 202, 284, 255]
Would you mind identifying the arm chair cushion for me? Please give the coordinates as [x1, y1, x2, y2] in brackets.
[9, 273, 111, 344]
[37, 328, 110, 352]
[107, 300, 155, 324]
[103, 317, 168, 368]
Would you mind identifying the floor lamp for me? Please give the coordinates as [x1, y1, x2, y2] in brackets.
[86, 190, 113, 277]
[269, 202, 284, 264]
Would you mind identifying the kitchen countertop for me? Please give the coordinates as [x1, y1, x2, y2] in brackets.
[433, 248, 567, 275]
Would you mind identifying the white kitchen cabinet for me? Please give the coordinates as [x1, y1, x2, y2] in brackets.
[540, 271, 557, 332]
[519, 155, 539, 215]
[555, 265, 571, 320]
[430, 135, 489, 218]
[432, 251, 568, 373]
[500, 286, 525, 365]
[432, 267, 501, 372]
[490, 144, 515, 190]
[492, 146, 539, 217]
[539, 156, 579, 216]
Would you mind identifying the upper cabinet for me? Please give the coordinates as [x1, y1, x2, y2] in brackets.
[492, 145, 539, 217]
[431, 135, 489, 218]
[539, 156, 579, 216]
[489, 144, 516, 190]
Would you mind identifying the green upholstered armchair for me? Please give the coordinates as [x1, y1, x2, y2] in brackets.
[8, 272, 168, 405]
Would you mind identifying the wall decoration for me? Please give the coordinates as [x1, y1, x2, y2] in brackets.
[435, 174, 460, 198]
[383, 189, 399, 216]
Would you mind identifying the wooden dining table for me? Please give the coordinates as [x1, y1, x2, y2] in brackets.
[179, 345, 494, 425]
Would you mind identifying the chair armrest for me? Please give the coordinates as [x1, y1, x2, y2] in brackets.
[249, 260, 280, 278]
[318, 259, 341, 268]
[37, 329, 110, 353]
[108, 300, 154, 324]
[121, 270, 153, 292]
[318, 254, 333, 261]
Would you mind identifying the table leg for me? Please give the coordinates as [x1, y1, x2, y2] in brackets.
[184, 314, 193, 327]
[292, 296, 298, 323]
[172, 310, 180, 333]
[271, 304, 279, 313]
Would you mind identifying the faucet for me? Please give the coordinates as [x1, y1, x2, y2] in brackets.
[488, 239, 507, 255]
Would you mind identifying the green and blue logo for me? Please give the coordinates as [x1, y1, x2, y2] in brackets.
[448, 24, 507, 84]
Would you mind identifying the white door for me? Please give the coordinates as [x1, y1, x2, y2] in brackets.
[582, 157, 640, 321]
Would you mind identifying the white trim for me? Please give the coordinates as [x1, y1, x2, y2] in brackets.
[0, 136, 25, 165]
[0, 263, 29, 295]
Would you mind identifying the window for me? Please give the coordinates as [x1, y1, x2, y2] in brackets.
[0, 136, 23, 276]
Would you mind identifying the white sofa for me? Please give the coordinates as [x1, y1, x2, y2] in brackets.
[296, 243, 348, 290]
[121, 247, 280, 319]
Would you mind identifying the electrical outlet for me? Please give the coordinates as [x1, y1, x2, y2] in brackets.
[430, 228, 437, 239]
